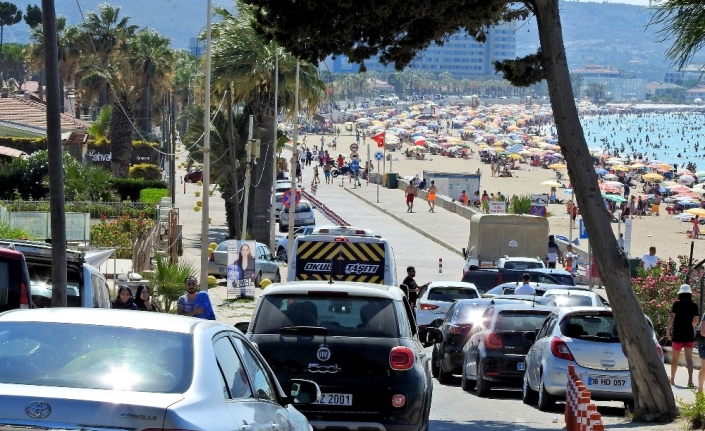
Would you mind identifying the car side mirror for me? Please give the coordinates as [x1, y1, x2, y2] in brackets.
[426, 328, 444, 344]
[430, 318, 444, 328]
[522, 331, 536, 343]
[286, 379, 321, 405]
[234, 322, 250, 333]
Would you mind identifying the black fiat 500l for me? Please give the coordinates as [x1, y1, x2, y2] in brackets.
[239, 281, 433, 431]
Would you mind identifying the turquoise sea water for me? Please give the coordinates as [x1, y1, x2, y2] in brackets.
[576, 112, 705, 169]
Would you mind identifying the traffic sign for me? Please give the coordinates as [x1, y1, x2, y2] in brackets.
[282, 189, 301, 208]
[350, 160, 360, 171]
[349, 143, 359, 152]
[579, 218, 589, 239]
[374, 151, 384, 161]
[350, 151, 359, 160]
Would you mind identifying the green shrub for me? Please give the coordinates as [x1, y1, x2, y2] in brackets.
[149, 255, 197, 313]
[0, 158, 26, 199]
[110, 178, 168, 201]
[1, 201, 157, 219]
[90, 214, 154, 258]
[129, 163, 162, 181]
[677, 391, 705, 429]
[0, 222, 32, 239]
[140, 188, 169, 205]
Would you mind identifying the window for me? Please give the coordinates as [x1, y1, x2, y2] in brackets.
[213, 336, 253, 399]
[428, 287, 478, 301]
[231, 336, 276, 402]
[495, 310, 553, 332]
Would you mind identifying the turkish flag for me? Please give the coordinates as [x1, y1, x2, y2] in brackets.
[371, 131, 385, 147]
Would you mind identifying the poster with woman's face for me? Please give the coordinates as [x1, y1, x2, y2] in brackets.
[227, 240, 257, 297]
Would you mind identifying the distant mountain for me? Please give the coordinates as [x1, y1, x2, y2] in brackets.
[5, 0, 700, 75]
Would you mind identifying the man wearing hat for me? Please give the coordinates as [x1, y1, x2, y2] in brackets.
[667, 284, 700, 387]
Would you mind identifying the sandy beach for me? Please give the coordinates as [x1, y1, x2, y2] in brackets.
[299, 129, 701, 265]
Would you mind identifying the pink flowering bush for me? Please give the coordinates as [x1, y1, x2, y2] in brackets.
[632, 255, 702, 343]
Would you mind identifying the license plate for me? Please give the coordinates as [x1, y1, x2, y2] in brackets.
[587, 376, 629, 388]
[517, 362, 525, 371]
[314, 393, 353, 406]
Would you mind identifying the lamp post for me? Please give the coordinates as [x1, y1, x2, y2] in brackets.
[199, 0, 212, 290]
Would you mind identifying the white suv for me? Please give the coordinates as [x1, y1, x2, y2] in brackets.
[495, 256, 545, 270]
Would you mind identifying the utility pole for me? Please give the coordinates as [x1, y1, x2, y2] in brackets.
[43, 0, 67, 307]
[200, 0, 212, 290]
[270, 52, 278, 251]
[241, 115, 253, 240]
[170, 93, 177, 206]
[227, 87, 241, 237]
[287, 62, 300, 263]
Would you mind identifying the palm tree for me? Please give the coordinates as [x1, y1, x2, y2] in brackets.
[129, 29, 174, 134]
[172, 50, 200, 132]
[209, 2, 325, 243]
[650, 0, 705, 70]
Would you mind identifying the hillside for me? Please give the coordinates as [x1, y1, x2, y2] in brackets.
[4, 0, 700, 73]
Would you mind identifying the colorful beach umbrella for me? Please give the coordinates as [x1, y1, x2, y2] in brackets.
[549, 163, 567, 170]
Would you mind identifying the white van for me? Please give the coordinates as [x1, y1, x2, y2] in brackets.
[287, 226, 397, 285]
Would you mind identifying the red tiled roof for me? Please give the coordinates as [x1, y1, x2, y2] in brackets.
[0, 96, 89, 133]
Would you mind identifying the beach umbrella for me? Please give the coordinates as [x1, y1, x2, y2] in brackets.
[696, 171, 705, 177]
[603, 173, 618, 180]
[686, 208, 705, 217]
[414, 139, 427, 146]
[595, 168, 608, 175]
[518, 150, 532, 156]
[642, 173, 665, 181]
[612, 165, 630, 172]
[604, 181, 625, 188]
[680, 174, 696, 185]
[602, 193, 627, 203]
[549, 163, 567, 170]
[689, 188, 705, 195]
[630, 163, 646, 169]
[541, 180, 563, 187]
[677, 169, 694, 176]
[508, 154, 523, 160]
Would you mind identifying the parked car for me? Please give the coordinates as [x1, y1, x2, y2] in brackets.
[279, 201, 316, 232]
[428, 298, 518, 384]
[238, 281, 433, 431]
[0, 247, 32, 311]
[482, 282, 569, 298]
[524, 268, 575, 286]
[461, 268, 563, 294]
[275, 192, 285, 222]
[0, 240, 111, 309]
[415, 281, 480, 346]
[495, 256, 546, 270]
[522, 307, 663, 410]
[274, 225, 320, 261]
[0, 308, 320, 431]
[208, 241, 281, 284]
[460, 303, 554, 396]
[542, 288, 609, 307]
[275, 181, 303, 193]
[490, 295, 558, 307]
[184, 169, 203, 183]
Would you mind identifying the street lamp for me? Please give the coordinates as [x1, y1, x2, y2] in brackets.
[199, 0, 212, 290]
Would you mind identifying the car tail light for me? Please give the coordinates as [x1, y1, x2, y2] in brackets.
[19, 281, 29, 309]
[209, 252, 214, 262]
[390, 346, 414, 370]
[419, 303, 438, 310]
[391, 394, 406, 407]
[448, 324, 471, 335]
[550, 337, 575, 361]
[485, 332, 503, 349]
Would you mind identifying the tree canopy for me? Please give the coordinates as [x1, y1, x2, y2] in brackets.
[650, 0, 705, 69]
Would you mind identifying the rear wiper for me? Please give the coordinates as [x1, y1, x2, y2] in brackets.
[280, 326, 328, 335]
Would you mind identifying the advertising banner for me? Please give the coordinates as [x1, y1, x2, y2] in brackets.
[227, 240, 257, 298]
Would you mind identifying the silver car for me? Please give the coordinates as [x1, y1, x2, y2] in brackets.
[522, 307, 663, 410]
[415, 281, 480, 346]
[542, 288, 610, 308]
[279, 201, 316, 232]
[0, 308, 320, 430]
[208, 241, 282, 284]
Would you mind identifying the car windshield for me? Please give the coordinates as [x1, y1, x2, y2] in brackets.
[495, 310, 552, 331]
[546, 294, 593, 307]
[294, 203, 311, 213]
[0, 322, 193, 393]
[455, 303, 492, 325]
[253, 295, 399, 338]
[428, 287, 478, 301]
[560, 312, 620, 342]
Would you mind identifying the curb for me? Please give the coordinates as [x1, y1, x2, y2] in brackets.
[342, 187, 464, 257]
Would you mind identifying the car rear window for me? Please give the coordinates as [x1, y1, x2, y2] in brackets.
[294, 203, 311, 213]
[428, 287, 478, 301]
[455, 303, 491, 324]
[460, 272, 498, 293]
[495, 310, 552, 331]
[0, 323, 193, 393]
[254, 295, 399, 338]
[549, 274, 575, 285]
[502, 262, 543, 270]
[560, 313, 620, 342]
[546, 294, 592, 307]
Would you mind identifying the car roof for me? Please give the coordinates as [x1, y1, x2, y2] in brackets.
[500, 257, 542, 261]
[454, 298, 518, 307]
[543, 289, 595, 296]
[0, 248, 24, 259]
[428, 281, 478, 289]
[262, 281, 404, 300]
[556, 306, 614, 317]
[486, 303, 555, 312]
[527, 268, 572, 276]
[0, 308, 222, 333]
[495, 282, 560, 289]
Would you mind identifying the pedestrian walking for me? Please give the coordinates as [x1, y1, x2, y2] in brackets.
[312, 165, 320, 184]
[405, 182, 417, 213]
[323, 163, 332, 184]
[547, 235, 563, 268]
[667, 284, 699, 387]
[427, 181, 437, 213]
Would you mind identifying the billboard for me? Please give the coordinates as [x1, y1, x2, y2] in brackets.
[226, 240, 257, 298]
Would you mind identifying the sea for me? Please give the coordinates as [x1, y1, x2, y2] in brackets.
[547, 108, 705, 169]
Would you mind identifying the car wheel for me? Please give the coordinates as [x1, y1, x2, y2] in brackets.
[475, 359, 491, 397]
[437, 360, 452, 384]
[431, 346, 439, 378]
[255, 271, 262, 287]
[276, 247, 287, 261]
[461, 365, 475, 391]
[331, 170, 339, 178]
[522, 373, 538, 405]
[537, 372, 555, 411]
[274, 269, 281, 283]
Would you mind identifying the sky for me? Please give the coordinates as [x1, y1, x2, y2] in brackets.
[583, 0, 651, 6]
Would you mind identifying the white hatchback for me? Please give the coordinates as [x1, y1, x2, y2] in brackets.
[415, 281, 480, 346]
[279, 200, 316, 232]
